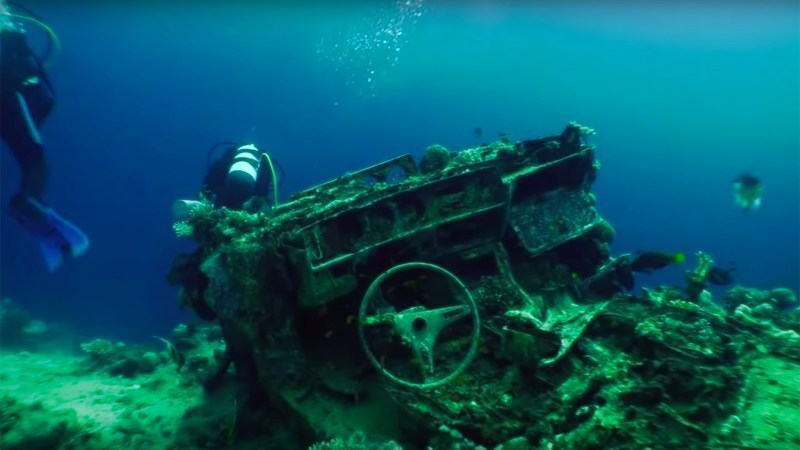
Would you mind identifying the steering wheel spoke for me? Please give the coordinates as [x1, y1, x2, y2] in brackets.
[429, 305, 471, 326]
[409, 337, 435, 377]
[362, 311, 397, 326]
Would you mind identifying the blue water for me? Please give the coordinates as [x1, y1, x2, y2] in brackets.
[2, 1, 798, 342]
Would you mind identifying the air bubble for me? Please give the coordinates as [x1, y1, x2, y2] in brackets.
[317, 0, 425, 98]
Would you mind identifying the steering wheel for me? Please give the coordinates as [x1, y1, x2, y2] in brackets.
[358, 262, 480, 389]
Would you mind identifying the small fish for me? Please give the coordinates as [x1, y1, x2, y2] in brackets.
[631, 251, 685, 274]
[474, 127, 483, 138]
[153, 336, 185, 372]
[732, 173, 763, 212]
[707, 264, 736, 286]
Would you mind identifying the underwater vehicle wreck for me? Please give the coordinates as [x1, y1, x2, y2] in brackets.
[172, 123, 800, 449]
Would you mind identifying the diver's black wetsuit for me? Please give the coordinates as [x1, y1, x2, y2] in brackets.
[0, 25, 55, 208]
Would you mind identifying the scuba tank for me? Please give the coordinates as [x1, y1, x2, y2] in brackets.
[222, 144, 262, 209]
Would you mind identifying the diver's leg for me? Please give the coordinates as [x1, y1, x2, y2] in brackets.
[1, 89, 88, 270]
[1, 90, 49, 204]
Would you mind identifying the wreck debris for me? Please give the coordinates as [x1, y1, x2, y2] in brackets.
[171, 123, 800, 449]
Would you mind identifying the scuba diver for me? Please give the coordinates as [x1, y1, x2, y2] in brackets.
[172, 142, 282, 219]
[1, 1, 89, 272]
[202, 142, 281, 212]
[732, 173, 763, 212]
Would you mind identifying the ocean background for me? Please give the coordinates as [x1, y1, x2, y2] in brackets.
[1, 1, 797, 343]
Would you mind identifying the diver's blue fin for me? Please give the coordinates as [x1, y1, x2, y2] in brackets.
[37, 230, 67, 273]
[47, 209, 89, 257]
[11, 197, 89, 271]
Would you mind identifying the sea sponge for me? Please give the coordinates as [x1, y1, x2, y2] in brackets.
[419, 144, 450, 174]
[79, 339, 116, 360]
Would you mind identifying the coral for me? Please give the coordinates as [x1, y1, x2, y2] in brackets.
[426, 423, 493, 449]
[419, 144, 450, 174]
[635, 315, 720, 358]
[589, 219, 615, 244]
[79, 339, 157, 378]
[308, 432, 402, 450]
[769, 287, 797, 309]
[173, 221, 195, 238]
[79, 338, 117, 362]
[723, 286, 769, 312]
[724, 286, 800, 332]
